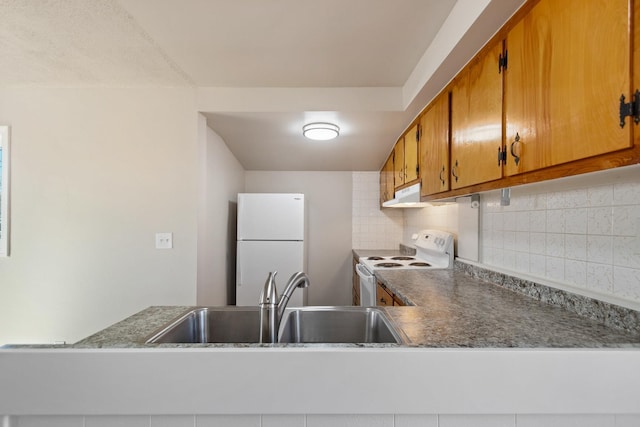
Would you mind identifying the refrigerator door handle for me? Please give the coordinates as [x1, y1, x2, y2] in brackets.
[237, 256, 242, 287]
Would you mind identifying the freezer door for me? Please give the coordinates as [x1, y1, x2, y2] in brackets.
[237, 193, 304, 241]
[236, 241, 306, 306]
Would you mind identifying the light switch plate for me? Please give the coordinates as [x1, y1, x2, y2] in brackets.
[155, 232, 173, 249]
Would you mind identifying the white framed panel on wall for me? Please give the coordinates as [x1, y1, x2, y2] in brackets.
[0, 126, 9, 257]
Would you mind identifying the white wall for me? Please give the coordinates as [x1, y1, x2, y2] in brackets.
[196, 117, 245, 305]
[0, 88, 199, 344]
[245, 171, 352, 305]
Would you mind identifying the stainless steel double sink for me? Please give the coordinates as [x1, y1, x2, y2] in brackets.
[146, 306, 407, 344]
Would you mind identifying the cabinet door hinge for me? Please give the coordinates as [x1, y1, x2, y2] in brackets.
[498, 146, 507, 166]
[619, 90, 640, 128]
[498, 50, 508, 73]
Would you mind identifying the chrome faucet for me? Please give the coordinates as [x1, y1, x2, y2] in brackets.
[259, 271, 310, 344]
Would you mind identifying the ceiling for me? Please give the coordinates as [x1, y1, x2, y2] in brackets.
[0, 0, 526, 171]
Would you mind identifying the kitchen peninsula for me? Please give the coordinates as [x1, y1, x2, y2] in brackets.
[2, 260, 639, 420]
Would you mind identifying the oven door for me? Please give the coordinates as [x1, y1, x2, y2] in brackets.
[355, 263, 376, 307]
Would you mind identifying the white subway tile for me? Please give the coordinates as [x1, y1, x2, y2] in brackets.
[531, 193, 547, 210]
[613, 181, 640, 206]
[564, 208, 587, 234]
[565, 259, 587, 287]
[85, 416, 150, 427]
[439, 414, 515, 427]
[151, 415, 195, 427]
[514, 231, 530, 252]
[565, 234, 587, 261]
[546, 209, 565, 233]
[613, 266, 640, 300]
[504, 231, 517, 251]
[516, 414, 615, 427]
[545, 233, 564, 257]
[530, 232, 546, 255]
[16, 416, 84, 427]
[502, 249, 516, 270]
[530, 254, 546, 276]
[394, 414, 438, 427]
[588, 207, 613, 235]
[516, 211, 530, 232]
[587, 235, 613, 264]
[547, 191, 566, 209]
[546, 256, 565, 281]
[529, 210, 546, 232]
[504, 211, 517, 231]
[613, 236, 640, 268]
[306, 414, 394, 427]
[195, 415, 260, 427]
[565, 188, 588, 208]
[586, 263, 614, 293]
[261, 415, 305, 427]
[612, 205, 640, 237]
[515, 251, 530, 271]
[587, 185, 613, 206]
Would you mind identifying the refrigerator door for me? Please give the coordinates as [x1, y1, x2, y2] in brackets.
[236, 240, 306, 306]
[237, 193, 304, 241]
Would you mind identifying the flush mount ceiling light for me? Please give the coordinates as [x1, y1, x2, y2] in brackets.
[302, 122, 340, 141]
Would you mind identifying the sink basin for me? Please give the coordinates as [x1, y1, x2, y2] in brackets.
[146, 306, 406, 344]
[146, 307, 260, 344]
[278, 306, 406, 344]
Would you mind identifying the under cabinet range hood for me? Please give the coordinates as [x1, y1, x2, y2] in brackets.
[382, 183, 429, 208]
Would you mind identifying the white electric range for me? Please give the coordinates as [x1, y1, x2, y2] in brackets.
[356, 229, 454, 306]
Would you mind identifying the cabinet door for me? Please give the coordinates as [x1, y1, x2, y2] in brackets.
[394, 138, 405, 188]
[635, 0, 640, 145]
[404, 124, 420, 183]
[380, 153, 394, 205]
[504, 0, 631, 176]
[450, 41, 504, 189]
[420, 92, 450, 196]
[376, 283, 393, 306]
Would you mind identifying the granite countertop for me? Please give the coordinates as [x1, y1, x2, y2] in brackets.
[57, 250, 640, 349]
[353, 249, 640, 348]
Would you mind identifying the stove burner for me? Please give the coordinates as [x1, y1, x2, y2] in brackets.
[409, 262, 431, 267]
[391, 256, 415, 261]
[374, 262, 403, 268]
[367, 256, 385, 261]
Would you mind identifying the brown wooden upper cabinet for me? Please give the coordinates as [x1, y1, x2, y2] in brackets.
[380, 0, 639, 203]
[420, 92, 450, 196]
[379, 153, 395, 205]
[450, 40, 504, 189]
[503, 0, 632, 175]
[635, 0, 640, 146]
[393, 136, 405, 187]
[403, 123, 420, 184]
[393, 124, 420, 189]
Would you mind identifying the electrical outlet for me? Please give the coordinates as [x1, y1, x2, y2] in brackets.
[155, 232, 173, 249]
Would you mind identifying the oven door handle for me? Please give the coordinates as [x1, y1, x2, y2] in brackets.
[355, 263, 374, 279]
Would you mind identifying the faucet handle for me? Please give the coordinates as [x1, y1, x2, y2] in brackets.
[259, 271, 278, 306]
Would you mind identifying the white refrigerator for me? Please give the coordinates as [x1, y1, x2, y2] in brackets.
[236, 193, 307, 306]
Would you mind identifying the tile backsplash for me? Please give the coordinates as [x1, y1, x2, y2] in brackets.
[352, 172, 403, 249]
[352, 166, 640, 308]
[481, 167, 640, 306]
